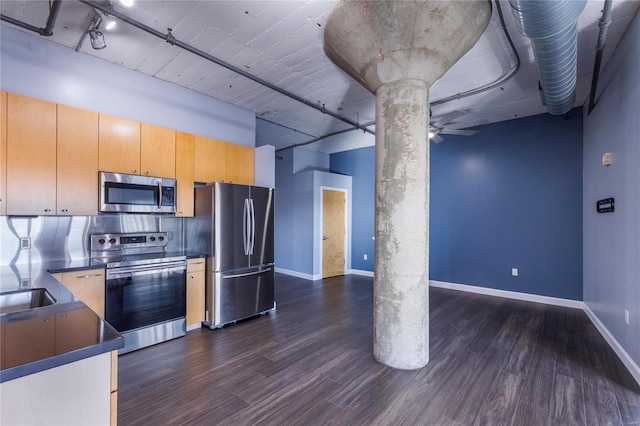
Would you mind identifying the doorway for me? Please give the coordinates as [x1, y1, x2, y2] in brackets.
[322, 189, 346, 278]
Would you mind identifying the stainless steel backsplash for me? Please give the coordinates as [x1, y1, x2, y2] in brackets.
[0, 215, 185, 265]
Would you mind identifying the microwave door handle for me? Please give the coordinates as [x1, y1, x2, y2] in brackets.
[158, 182, 162, 209]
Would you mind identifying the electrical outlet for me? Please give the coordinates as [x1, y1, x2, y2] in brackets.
[511, 268, 518, 277]
[20, 237, 31, 250]
[625, 310, 630, 325]
[363, 254, 368, 260]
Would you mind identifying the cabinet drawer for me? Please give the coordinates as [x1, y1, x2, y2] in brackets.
[187, 258, 206, 272]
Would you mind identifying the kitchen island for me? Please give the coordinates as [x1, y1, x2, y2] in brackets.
[0, 263, 123, 425]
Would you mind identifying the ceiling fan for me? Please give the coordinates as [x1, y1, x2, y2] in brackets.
[428, 109, 485, 143]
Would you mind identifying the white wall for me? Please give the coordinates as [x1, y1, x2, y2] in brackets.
[583, 11, 640, 375]
[1, 26, 255, 147]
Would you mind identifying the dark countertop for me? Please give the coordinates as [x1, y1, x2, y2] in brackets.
[0, 251, 206, 383]
[0, 263, 123, 383]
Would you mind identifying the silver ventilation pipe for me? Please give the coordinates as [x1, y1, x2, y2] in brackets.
[509, 0, 586, 115]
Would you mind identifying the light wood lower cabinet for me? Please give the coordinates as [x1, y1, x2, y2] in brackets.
[2, 315, 55, 369]
[186, 259, 205, 330]
[111, 351, 118, 426]
[54, 269, 105, 318]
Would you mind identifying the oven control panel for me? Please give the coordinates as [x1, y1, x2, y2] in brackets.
[90, 232, 169, 252]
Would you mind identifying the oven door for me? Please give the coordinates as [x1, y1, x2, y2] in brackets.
[106, 265, 186, 332]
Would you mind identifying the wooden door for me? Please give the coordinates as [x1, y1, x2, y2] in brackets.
[322, 189, 346, 278]
[0, 91, 6, 215]
[6, 93, 57, 215]
[57, 104, 99, 215]
[99, 113, 140, 174]
[175, 132, 195, 217]
[226, 144, 254, 185]
[140, 123, 175, 178]
[194, 136, 226, 183]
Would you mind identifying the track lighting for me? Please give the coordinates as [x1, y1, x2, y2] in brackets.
[89, 28, 106, 49]
[104, 17, 116, 30]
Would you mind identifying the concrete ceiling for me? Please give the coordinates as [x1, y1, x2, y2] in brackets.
[1, 0, 639, 153]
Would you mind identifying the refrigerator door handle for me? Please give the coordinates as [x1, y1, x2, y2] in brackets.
[242, 198, 249, 256]
[249, 198, 255, 255]
[223, 267, 272, 279]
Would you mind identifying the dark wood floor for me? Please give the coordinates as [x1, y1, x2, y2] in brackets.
[118, 274, 640, 425]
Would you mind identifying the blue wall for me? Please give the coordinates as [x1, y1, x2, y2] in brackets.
[331, 110, 583, 300]
[583, 9, 640, 369]
[275, 147, 352, 279]
[330, 147, 375, 271]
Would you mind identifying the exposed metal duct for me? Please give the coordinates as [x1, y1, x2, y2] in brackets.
[509, 0, 586, 115]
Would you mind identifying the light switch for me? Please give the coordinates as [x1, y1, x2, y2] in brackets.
[602, 152, 612, 166]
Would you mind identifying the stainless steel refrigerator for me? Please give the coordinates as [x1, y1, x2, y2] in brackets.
[187, 182, 275, 329]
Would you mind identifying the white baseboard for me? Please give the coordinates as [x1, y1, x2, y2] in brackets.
[429, 280, 584, 309]
[274, 267, 318, 281]
[348, 269, 374, 277]
[583, 305, 640, 385]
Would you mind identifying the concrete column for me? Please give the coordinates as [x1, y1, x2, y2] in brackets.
[374, 79, 430, 369]
[324, 0, 492, 369]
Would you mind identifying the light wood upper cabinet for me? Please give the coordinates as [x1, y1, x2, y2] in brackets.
[57, 105, 99, 215]
[175, 132, 195, 217]
[6, 93, 57, 215]
[99, 114, 140, 175]
[194, 136, 226, 183]
[141, 123, 175, 178]
[0, 91, 6, 215]
[56, 269, 106, 318]
[226, 144, 254, 185]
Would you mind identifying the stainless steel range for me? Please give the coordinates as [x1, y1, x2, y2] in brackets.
[90, 232, 186, 354]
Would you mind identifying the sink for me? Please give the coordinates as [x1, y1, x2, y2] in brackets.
[0, 289, 57, 314]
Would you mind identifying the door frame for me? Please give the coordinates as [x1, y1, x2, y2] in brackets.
[319, 186, 349, 279]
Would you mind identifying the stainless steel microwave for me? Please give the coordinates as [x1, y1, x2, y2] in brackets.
[100, 172, 177, 214]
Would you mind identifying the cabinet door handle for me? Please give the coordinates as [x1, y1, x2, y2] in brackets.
[44, 208, 51, 212]
[77, 273, 103, 278]
[144, 171, 149, 175]
[132, 169, 137, 173]
[61, 209, 68, 213]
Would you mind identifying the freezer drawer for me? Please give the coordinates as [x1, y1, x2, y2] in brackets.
[206, 267, 274, 328]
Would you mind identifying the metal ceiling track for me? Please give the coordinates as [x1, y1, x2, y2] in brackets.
[78, 0, 375, 137]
